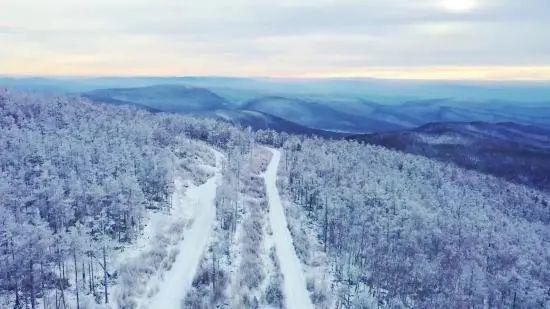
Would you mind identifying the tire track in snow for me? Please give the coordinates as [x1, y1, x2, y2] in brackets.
[146, 150, 223, 309]
[263, 148, 314, 309]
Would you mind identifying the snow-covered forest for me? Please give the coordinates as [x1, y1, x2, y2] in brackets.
[1, 89, 548, 308]
[0, 90, 252, 308]
[278, 138, 550, 308]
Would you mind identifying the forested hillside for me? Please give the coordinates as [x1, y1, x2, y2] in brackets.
[277, 138, 550, 308]
[350, 121, 550, 191]
[0, 89, 251, 308]
[1, 89, 548, 308]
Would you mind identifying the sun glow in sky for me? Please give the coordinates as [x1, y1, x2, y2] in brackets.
[1, 0, 549, 80]
[441, 0, 478, 13]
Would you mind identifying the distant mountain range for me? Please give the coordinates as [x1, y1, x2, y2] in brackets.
[83, 85, 344, 137]
[80, 83, 550, 134]
[243, 96, 405, 133]
[349, 122, 550, 191]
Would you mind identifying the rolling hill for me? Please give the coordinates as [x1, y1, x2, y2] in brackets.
[244, 96, 405, 133]
[349, 121, 550, 191]
[84, 85, 228, 113]
[204, 109, 345, 137]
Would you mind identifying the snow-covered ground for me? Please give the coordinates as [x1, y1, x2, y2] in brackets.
[144, 150, 223, 308]
[263, 148, 314, 309]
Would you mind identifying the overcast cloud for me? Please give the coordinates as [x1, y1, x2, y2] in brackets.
[1, 0, 549, 79]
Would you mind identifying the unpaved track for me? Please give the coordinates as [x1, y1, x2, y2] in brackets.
[146, 151, 223, 309]
[264, 148, 314, 309]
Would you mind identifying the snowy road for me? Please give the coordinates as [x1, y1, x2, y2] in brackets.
[146, 150, 223, 309]
[264, 148, 314, 309]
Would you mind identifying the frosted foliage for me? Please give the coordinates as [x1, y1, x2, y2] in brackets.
[0, 89, 251, 308]
[278, 137, 550, 308]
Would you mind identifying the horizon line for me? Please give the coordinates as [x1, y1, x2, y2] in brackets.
[2, 74, 550, 84]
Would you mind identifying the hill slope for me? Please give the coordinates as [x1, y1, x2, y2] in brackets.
[205, 109, 345, 137]
[350, 121, 550, 191]
[84, 85, 228, 113]
[245, 96, 405, 133]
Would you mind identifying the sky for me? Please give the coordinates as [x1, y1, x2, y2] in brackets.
[1, 0, 549, 80]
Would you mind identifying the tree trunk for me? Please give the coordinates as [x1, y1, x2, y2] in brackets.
[40, 262, 46, 309]
[103, 246, 108, 304]
[57, 259, 66, 309]
[211, 247, 216, 298]
[324, 196, 328, 253]
[73, 249, 80, 309]
[11, 240, 20, 308]
[30, 259, 36, 309]
[81, 261, 86, 291]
